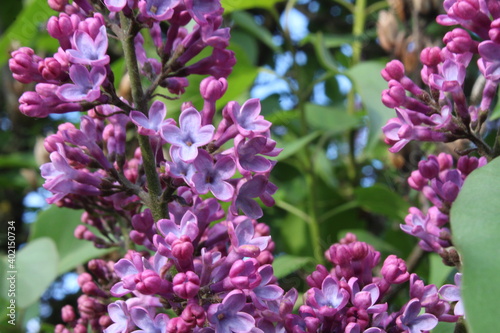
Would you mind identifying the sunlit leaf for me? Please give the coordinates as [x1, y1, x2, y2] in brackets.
[451, 157, 500, 333]
[0, 0, 54, 66]
[347, 61, 391, 150]
[17, 238, 58, 308]
[29, 207, 112, 274]
[305, 103, 360, 133]
[275, 131, 321, 161]
[222, 0, 284, 13]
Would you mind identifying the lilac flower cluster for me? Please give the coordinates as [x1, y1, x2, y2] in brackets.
[10, 0, 468, 332]
[285, 233, 460, 333]
[381, 0, 500, 156]
[403, 153, 486, 257]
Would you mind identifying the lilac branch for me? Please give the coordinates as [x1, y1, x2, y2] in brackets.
[118, 12, 167, 221]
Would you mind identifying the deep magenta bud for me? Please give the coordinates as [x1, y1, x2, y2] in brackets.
[381, 255, 410, 284]
[136, 270, 163, 295]
[48, 0, 68, 11]
[420, 47, 442, 66]
[200, 76, 228, 101]
[61, 305, 75, 323]
[173, 271, 200, 299]
[418, 158, 440, 179]
[381, 60, 405, 81]
[181, 303, 206, 327]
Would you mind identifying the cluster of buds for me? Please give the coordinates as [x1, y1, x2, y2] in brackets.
[381, 0, 500, 156]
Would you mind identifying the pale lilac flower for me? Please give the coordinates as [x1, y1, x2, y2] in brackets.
[207, 290, 255, 333]
[104, 300, 135, 333]
[307, 276, 350, 317]
[439, 273, 464, 317]
[228, 218, 270, 258]
[57, 64, 106, 102]
[229, 98, 272, 137]
[429, 60, 466, 92]
[230, 175, 268, 219]
[396, 299, 438, 333]
[191, 150, 235, 201]
[130, 307, 169, 333]
[478, 41, 500, 81]
[130, 101, 175, 137]
[66, 25, 110, 66]
[104, 0, 127, 12]
[138, 0, 180, 21]
[160, 107, 214, 162]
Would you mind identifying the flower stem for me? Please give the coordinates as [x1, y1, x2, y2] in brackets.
[119, 13, 167, 221]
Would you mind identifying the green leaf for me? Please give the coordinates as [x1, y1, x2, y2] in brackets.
[273, 255, 313, 279]
[222, 0, 284, 13]
[231, 11, 280, 53]
[0, 153, 37, 168]
[451, 157, 500, 333]
[354, 184, 409, 220]
[432, 322, 456, 333]
[429, 253, 454, 287]
[29, 207, 112, 274]
[301, 33, 356, 49]
[347, 61, 392, 150]
[305, 103, 360, 133]
[275, 131, 321, 161]
[0, 0, 54, 66]
[17, 238, 58, 308]
[309, 32, 340, 73]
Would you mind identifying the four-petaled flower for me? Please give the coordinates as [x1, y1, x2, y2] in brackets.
[161, 107, 215, 162]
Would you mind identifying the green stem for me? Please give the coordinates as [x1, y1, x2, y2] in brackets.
[352, 0, 367, 65]
[119, 13, 167, 221]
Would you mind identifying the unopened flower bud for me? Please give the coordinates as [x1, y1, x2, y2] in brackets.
[61, 305, 75, 322]
[173, 271, 200, 299]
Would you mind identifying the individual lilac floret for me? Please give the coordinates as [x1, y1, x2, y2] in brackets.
[228, 218, 270, 258]
[57, 64, 106, 102]
[307, 276, 350, 317]
[41, 145, 102, 204]
[191, 150, 236, 201]
[230, 175, 269, 219]
[229, 99, 272, 137]
[130, 100, 175, 137]
[207, 290, 255, 333]
[396, 298, 438, 333]
[104, 0, 127, 12]
[138, 0, 180, 21]
[160, 107, 214, 162]
[66, 25, 110, 66]
[439, 273, 464, 317]
[130, 307, 169, 333]
[478, 41, 500, 82]
[104, 300, 135, 333]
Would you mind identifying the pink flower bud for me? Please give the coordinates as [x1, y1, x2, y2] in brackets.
[173, 271, 200, 299]
[61, 305, 75, 322]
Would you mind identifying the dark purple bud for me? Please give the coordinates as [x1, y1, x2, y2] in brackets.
[181, 303, 205, 327]
[131, 209, 154, 232]
[200, 76, 228, 101]
[82, 281, 107, 297]
[229, 258, 262, 290]
[418, 158, 440, 179]
[173, 271, 200, 299]
[306, 264, 329, 288]
[87, 259, 110, 281]
[381, 255, 410, 284]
